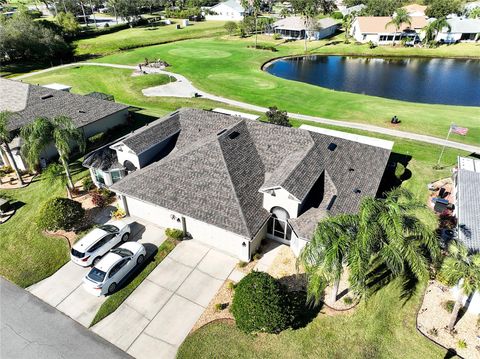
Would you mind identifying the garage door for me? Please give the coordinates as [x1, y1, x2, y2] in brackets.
[126, 197, 172, 225]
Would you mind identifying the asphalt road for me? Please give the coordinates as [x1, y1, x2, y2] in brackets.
[0, 277, 131, 359]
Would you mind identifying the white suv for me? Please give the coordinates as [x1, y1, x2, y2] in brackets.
[70, 221, 131, 267]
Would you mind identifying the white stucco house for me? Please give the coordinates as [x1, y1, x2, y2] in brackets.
[451, 156, 480, 314]
[88, 109, 392, 262]
[205, 0, 245, 21]
[270, 16, 339, 40]
[350, 16, 427, 44]
[0, 78, 128, 171]
[434, 17, 480, 43]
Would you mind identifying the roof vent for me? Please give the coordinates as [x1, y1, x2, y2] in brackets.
[41, 94, 53, 100]
[349, 168, 354, 172]
[353, 188, 361, 194]
[78, 110, 86, 113]
[328, 143, 337, 151]
[228, 131, 240, 140]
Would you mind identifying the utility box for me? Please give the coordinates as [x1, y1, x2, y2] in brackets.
[182, 19, 189, 27]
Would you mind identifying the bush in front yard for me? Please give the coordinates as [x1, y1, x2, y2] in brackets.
[231, 271, 291, 334]
[37, 197, 84, 231]
[165, 228, 183, 240]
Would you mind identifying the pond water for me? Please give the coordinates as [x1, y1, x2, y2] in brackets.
[264, 56, 480, 106]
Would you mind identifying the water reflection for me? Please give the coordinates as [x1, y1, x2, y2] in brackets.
[265, 55, 480, 106]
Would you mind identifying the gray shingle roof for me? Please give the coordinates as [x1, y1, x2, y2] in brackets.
[112, 109, 391, 239]
[122, 113, 181, 154]
[0, 78, 128, 132]
[83, 146, 123, 172]
[456, 169, 480, 252]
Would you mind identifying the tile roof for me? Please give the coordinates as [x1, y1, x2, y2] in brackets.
[355, 16, 427, 33]
[456, 167, 480, 252]
[401, 4, 427, 14]
[0, 78, 128, 132]
[112, 109, 391, 239]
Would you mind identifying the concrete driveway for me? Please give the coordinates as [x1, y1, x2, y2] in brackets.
[27, 218, 166, 327]
[92, 240, 238, 359]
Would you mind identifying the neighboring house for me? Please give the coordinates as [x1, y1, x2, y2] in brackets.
[350, 16, 427, 44]
[271, 16, 339, 40]
[451, 156, 480, 314]
[0, 78, 128, 171]
[104, 108, 392, 262]
[205, 0, 245, 21]
[465, 1, 480, 13]
[435, 17, 480, 43]
[340, 4, 366, 17]
[400, 4, 427, 17]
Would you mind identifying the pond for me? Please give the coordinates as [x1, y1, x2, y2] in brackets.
[264, 56, 480, 106]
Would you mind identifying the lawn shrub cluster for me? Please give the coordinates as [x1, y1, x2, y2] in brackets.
[165, 228, 183, 240]
[231, 271, 292, 334]
[247, 45, 278, 52]
[91, 188, 113, 208]
[37, 197, 84, 231]
[82, 176, 94, 191]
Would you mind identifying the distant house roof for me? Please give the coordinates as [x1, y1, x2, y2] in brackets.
[273, 16, 338, 31]
[355, 16, 427, 33]
[210, 0, 244, 13]
[401, 4, 427, 15]
[445, 17, 480, 33]
[112, 109, 391, 240]
[456, 156, 480, 252]
[0, 78, 128, 132]
[341, 4, 365, 16]
[42, 83, 72, 91]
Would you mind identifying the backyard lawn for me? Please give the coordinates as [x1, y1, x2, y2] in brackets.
[89, 37, 480, 146]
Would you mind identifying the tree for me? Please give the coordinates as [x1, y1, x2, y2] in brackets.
[469, 8, 480, 19]
[224, 21, 238, 35]
[386, 8, 411, 46]
[37, 197, 84, 231]
[0, 111, 24, 185]
[342, 13, 354, 43]
[422, 18, 450, 46]
[43, 162, 72, 199]
[280, 7, 290, 18]
[440, 242, 480, 331]
[55, 11, 80, 36]
[291, 0, 320, 51]
[241, 0, 262, 48]
[300, 188, 439, 302]
[319, 0, 336, 14]
[425, 0, 462, 19]
[21, 116, 85, 190]
[265, 106, 291, 127]
[364, 0, 405, 17]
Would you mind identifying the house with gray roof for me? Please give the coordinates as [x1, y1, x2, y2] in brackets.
[98, 108, 392, 261]
[271, 16, 339, 40]
[205, 0, 246, 21]
[435, 17, 480, 43]
[0, 78, 128, 171]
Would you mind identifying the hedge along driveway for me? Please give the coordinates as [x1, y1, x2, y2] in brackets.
[94, 38, 480, 146]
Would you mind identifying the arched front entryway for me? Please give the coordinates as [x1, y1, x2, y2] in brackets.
[267, 206, 292, 244]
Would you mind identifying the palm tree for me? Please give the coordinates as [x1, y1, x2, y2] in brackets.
[0, 111, 24, 186]
[241, 0, 262, 48]
[422, 18, 450, 46]
[440, 242, 480, 331]
[342, 14, 354, 43]
[386, 8, 411, 46]
[300, 214, 358, 304]
[21, 116, 85, 190]
[43, 162, 72, 199]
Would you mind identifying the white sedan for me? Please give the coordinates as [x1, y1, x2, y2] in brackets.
[83, 242, 146, 296]
[70, 221, 131, 267]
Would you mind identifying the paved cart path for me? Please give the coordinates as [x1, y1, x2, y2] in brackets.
[15, 62, 480, 154]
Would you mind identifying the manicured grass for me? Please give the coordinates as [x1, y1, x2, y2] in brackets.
[177, 280, 444, 359]
[74, 20, 227, 56]
[90, 238, 177, 327]
[92, 37, 480, 146]
[0, 164, 88, 288]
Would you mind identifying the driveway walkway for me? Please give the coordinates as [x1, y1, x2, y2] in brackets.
[14, 62, 480, 154]
[27, 218, 166, 327]
[92, 240, 238, 359]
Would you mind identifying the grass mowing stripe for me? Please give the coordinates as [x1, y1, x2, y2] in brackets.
[90, 238, 177, 327]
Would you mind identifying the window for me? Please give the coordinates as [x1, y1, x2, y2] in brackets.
[94, 169, 105, 185]
[108, 259, 129, 278]
[89, 234, 115, 252]
[111, 170, 123, 184]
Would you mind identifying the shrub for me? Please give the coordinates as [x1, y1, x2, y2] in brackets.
[37, 197, 84, 231]
[272, 33, 282, 40]
[457, 339, 467, 349]
[253, 252, 262, 260]
[0, 165, 13, 176]
[238, 261, 247, 268]
[368, 40, 377, 49]
[227, 281, 236, 290]
[394, 162, 405, 179]
[332, 11, 343, 19]
[224, 21, 237, 35]
[427, 327, 438, 337]
[165, 228, 183, 239]
[439, 210, 457, 229]
[266, 106, 291, 127]
[343, 296, 353, 305]
[442, 300, 455, 313]
[110, 204, 126, 220]
[231, 271, 291, 333]
[91, 190, 107, 208]
[82, 176, 94, 191]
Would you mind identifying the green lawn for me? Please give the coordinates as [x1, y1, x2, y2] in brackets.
[74, 20, 227, 56]
[90, 37, 479, 146]
[0, 164, 88, 288]
[90, 238, 177, 327]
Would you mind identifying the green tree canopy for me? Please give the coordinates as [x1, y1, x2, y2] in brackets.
[425, 0, 462, 18]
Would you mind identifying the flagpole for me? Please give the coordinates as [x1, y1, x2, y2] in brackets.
[436, 124, 452, 168]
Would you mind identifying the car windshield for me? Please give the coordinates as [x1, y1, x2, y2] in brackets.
[99, 224, 119, 234]
[111, 248, 133, 258]
[87, 268, 106, 283]
[71, 248, 85, 258]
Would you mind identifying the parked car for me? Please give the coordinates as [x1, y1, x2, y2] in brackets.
[70, 221, 131, 267]
[83, 242, 146, 296]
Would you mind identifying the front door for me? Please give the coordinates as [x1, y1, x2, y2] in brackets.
[266, 207, 292, 245]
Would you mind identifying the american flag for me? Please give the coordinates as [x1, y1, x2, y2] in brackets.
[450, 124, 468, 136]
